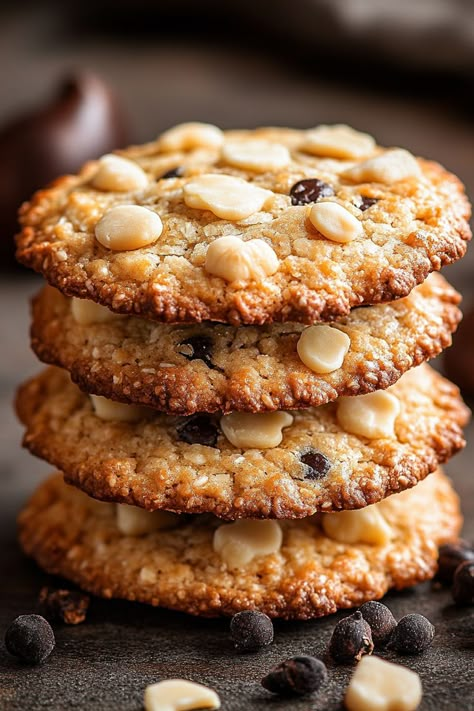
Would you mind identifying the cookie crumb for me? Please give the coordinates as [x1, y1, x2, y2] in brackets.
[39, 586, 90, 625]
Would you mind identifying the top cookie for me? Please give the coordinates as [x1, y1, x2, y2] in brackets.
[16, 123, 471, 325]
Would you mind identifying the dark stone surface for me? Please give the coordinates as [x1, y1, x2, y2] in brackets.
[0, 278, 473, 709]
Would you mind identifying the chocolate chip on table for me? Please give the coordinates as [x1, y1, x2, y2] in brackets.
[300, 450, 331, 479]
[329, 611, 374, 664]
[160, 166, 184, 179]
[5, 614, 55, 664]
[230, 610, 274, 652]
[178, 335, 214, 368]
[262, 655, 327, 696]
[359, 196, 378, 211]
[290, 178, 335, 205]
[388, 613, 435, 655]
[359, 601, 397, 646]
[39, 586, 90, 625]
[176, 415, 219, 447]
[452, 561, 474, 605]
[437, 541, 474, 584]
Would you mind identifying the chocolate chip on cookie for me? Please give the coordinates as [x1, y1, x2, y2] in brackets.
[300, 450, 332, 479]
[289, 178, 334, 205]
[176, 415, 219, 447]
[159, 166, 184, 180]
[358, 196, 378, 211]
[178, 335, 214, 368]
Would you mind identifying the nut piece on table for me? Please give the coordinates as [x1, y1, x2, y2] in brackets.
[144, 679, 220, 711]
[344, 655, 422, 711]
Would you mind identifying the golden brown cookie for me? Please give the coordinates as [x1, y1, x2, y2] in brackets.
[18, 469, 461, 619]
[16, 125, 471, 326]
[15, 364, 469, 518]
[30, 273, 461, 415]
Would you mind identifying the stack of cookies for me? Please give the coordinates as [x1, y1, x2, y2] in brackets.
[15, 122, 472, 619]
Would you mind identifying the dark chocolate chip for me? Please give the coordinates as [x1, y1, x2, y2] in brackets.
[329, 611, 374, 664]
[39, 587, 90, 625]
[290, 179, 335, 205]
[160, 166, 184, 179]
[178, 335, 214, 368]
[388, 613, 435, 655]
[359, 196, 378, 211]
[176, 415, 218, 447]
[437, 541, 474, 584]
[230, 610, 274, 652]
[452, 561, 474, 605]
[359, 601, 397, 646]
[262, 655, 327, 696]
[300, 450, 331, 479]
[5, 615, 55, 665]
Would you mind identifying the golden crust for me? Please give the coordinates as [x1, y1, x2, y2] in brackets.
[30, 273, 462, 415]
[15, 364, 469, 518]
[18, 470, 462, 619]
[16, 127, 471, 326]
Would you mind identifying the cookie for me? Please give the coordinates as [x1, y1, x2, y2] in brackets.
[18, 469, 461, 619]
[30, 273, 461, 415]
[16, 124, 471, 325]
[15, 364, 469, 518]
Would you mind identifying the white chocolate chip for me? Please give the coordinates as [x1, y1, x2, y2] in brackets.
[309, 202, 363, 244]
[71, 297, 119, 326]
[91, 154, 148, 192]
[205, 235, 279, 283]
[220, 411, 293, 449]
[95, 205, 163, 251]
[90, 395, 149, 423]
[343, 148, 421, 184]
[144, 679, 220, 711]
[221, 140, 290, 172]
[303, 124, 376, 159]
[116, 505, 180, 536]
[213, 519, 282, 567]
[337, 391, 400, 439]
[344, 656, 422, 711]
[183, 174, 272, 220]
[322, 504, 393, 546]
[297, 325, 350, 374]
[158, 122, 224, 152]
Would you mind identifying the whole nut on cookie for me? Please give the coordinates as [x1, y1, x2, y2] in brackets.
[322, 504, 393, 546]
[344, 655, 422, 711]
[220, 411, 293, 449]
[90, 394, 149, 422]
[116, 505, 180, 536]
[91, 153, 148, 192]
[337, 390, 400, 439]
[303, 124, 376, 159]
[297, 324, 350, 374]
[213, 519, 282, 567]
[309, 202, 363, 244]
[71, 297, 118, 326]
[221, 140, 290, 172]
[183, 174, 272, 220]
[158, 122, 224, 152]
[95, 205, 163, 251]
[343, 148, 421, 184]
[144, 679, 220, 711]
[205, 235, 279, 283]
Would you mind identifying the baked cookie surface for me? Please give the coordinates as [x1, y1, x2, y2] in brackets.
[15, 364, 469, 518]
[18, 470, 461, 619]
[16, 125, 471, 325]
[31, 273, 461, 415]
